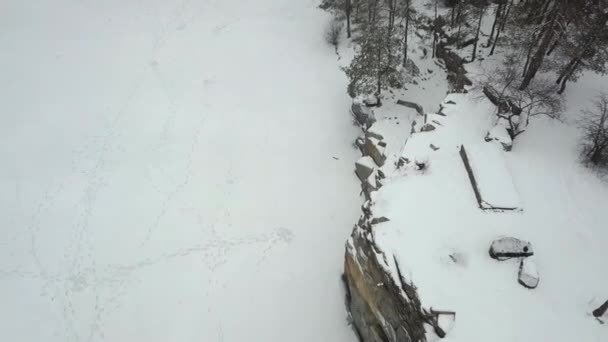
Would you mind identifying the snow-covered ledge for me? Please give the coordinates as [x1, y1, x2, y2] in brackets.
[344, 210, 427, 342]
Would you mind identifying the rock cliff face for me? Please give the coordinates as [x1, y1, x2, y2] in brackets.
[344, 216, 427, 342]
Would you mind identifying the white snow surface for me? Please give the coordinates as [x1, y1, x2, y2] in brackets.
[464, 143, 521, 210]
[0, 1, 361, 341]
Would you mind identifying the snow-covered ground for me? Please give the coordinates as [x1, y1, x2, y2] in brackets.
[0, 1, 362, 341]
[361, 39, 608, 342]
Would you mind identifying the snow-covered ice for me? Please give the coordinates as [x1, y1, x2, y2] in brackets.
[0, 1, 361, 341]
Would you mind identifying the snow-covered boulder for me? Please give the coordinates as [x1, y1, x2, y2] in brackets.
[489, 237, 533, 260]
[396, 99, 424, 115]
[365, 125, 384, 140]
[420, 123, 436, 132]
[355, 156, 376, 182]
[370, 216, 390, 225]
[351, 102, 376, 128]
[363, 137, 387, 166]
[485, 124, 513, 152]
[518, 257, 540, 289]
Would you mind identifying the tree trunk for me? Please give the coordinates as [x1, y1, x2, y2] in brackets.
[471, 7, 484, 61]
[520, 10, 559, 90]
[376, 41, 382, 100]
[456, 0, 463, 23]
[486, 3, 504, 48]
[451, 5, 456, 27]
[557, 59, 580, 94]
[537, 0, 553, 24]
[556, 58, 577, 84]
[490, 0, 513, 55]
[546, 38, 558, 55]
[432, 0, 438, 58]
[346, 0, 352, 38]
[403, 2, 410, 67]
[522, 37, 537, 77]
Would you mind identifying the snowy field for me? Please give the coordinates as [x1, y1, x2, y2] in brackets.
[0, 1, 362, 341]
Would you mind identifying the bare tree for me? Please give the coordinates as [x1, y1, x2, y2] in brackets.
[346, 0, 352, 38]
[486, 0, 505, 47]
[476, 54, 563, 139]
[325, 19, 344, 52]
[401, 0, 412, 67]
[490, 0, 513, 55]
[578, 93, 608, 167]
[432, 0, 438, 58]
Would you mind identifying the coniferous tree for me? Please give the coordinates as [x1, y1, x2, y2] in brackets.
[346, 20, 402, 103]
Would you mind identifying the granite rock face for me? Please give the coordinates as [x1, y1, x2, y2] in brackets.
[344, 220, 427, 342]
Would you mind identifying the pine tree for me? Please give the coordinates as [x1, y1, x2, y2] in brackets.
[346, 21, 402, 103]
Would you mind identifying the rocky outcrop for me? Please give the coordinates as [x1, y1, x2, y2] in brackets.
[347, 96, 430, 341]
[363, 137, 387, 167]
[435, 43, 471, 93]
[344, 220, 427, 342]
[355, 156, 376, 182]
[352, 102, 377, 128]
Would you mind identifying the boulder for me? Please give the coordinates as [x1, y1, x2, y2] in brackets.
[355, 137, 366, 153]
[435, 43, 472, 93]
[365, 125, 384, 140]
[518, 257, 540, 289]
[352, 102, 376, 128]
[363, 95, 379, 107]
[485, 125, 513, 152]
[404, 58, 421, 77]
[489, 237, 533, 260]
[396, 157, 407, 169]
[396, 99, 424, 115]
[361, 171, 380, 201]
[355, 156, 376, 182]
[420, 123, 436, 132]
[363, 137, 387, 166]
